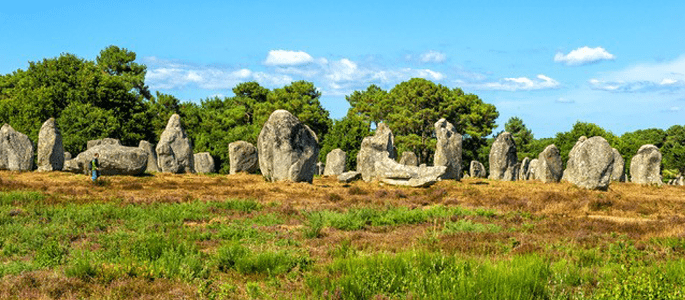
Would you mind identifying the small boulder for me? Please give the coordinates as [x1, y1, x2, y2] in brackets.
[433, 119, 462, 180]
[258, 110, 319, 183]
[399, 151, 418, 166]
[324, 149, 346, 176]
[193, 152, 215, 174]
[229, 141, 259, 174]
[536, 144, 563, 183]
[630, 144, 662, 186]
[563, 136, 614, 190]
[610, 148, 626, 182]
[357, 123, 395, 182]
[469, 160, 486, 178]
[338, 171, 362, 183]
[156, 114, 194, 173]
[0, 124, 34, 171]
[138, 141, 159, 173]
[488, 132, 518, 181]
[37, 118, 64, 172]
[374, 156, 446, 187]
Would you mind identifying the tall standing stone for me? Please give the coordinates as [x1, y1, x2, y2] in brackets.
[527, 159, 539, 180]
[488, 132, 518, 181]
[0, 124, 33, 171]
[518, 157, 531, 180]
[536, 144, 563, 183]
[229, 141, 259, 174]
[630, 144, 662, 186]
[399, 151, 418, 166]
[138, 141, 159, 173]
[563, 136, 614, 190]
[469, 160, 486, 178]
[324, 149, 346, 176]
[258, 110, 319, 183]
[37, 118, 64, 172]
[156, 114, 194, 173]
[193, 152, 215, 174]
[434, 119, 463, 180]
[357, 123, 395, 182]
[610, 148, 626, 182]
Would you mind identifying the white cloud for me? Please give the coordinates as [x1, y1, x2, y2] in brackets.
[264, 50, 315, 66]
[589, 55, 685, 92]
[556, 97, 575, 104]
[554, 46, 615, 66]
[469, 74, 560, 91]
[419, 50, 447, 63]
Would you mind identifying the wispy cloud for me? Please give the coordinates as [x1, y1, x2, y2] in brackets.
[264, 50, 319, 66]
[556, 97, 575, 104]
[465, 74, 560, 91]
[419, 50, 447, 63]
[554, 46, 615, 66]
[589, 55, 685, 92]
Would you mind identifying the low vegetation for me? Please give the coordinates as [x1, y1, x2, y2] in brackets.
[0, 171, 684, 299]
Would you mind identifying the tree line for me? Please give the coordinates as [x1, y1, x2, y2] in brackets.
[0, 46, 683, 179]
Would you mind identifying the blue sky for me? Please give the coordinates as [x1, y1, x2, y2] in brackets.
[2, 0, 684, 138]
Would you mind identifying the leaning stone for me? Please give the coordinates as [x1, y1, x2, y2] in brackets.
[229, 141, 259, 174]
[193, 152, 215, 174]
[610, 148, 626, 182]
[138, 141, 159, 173]
[65, 144, 148, 175]
[258, 110, 319, 183]
[357, 123, 395, 182]
[87, 138, 121, 150]
[338, 171, 362, 183]
[0, 124, 34, 171]
[563, 136, 614, 190]
[469, 160, 486, 178]
[156, 114, 194, 173]
[324, 149, 346, 176]
[433, 119, 462, 180]
[37, 118, 64, 172]
[630, 144, 662, 186]
[399, 151, 418, 166]
[518, 157, 531, 180]
[536, 144, 563, 183]
[488, 132, 518, 181]
[374, 156, 446, 187]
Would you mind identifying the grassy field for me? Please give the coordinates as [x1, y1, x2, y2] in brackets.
[0, 171, 684, 299]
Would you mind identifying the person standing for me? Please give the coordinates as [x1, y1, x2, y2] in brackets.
[90, 153, 100, 183]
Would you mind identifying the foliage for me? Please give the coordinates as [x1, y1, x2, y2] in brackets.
[504, 116, 534, 160]
[662, 125, 685, 174]
[553, 122, 620, 167]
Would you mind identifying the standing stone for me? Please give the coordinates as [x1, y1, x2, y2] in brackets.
[324, 149, 346, 176]
[676, 175, 684, 186]
[63, 144, 148, 175]
[87, 138, 121, 149]
[357, 123, 395, 182]
[505, 163, 520, 181]
[518, 157, 531, 180]
[156, 114, 194, 173]
[0, 124, 33, 171]
[536, 144, 563, 183]
[469, 160, 486, 178]
[399, 151, 418, 166]
[433, 119, 462, 180]
[488, 132, 518, 181]
[527, 159, 539, 180]
[610, 148, 626, 182]
[317, 162, 325, 176]
[258, 110, 319, 183]
[630, 144, 662, 186]
[229, 141, 259, 174]
[563, 136, 614, 190]
[193, 152, 215, 174]
[37, 118, 64, 172]
[138, 141, 159, 173]
[64, 152, 72, 161]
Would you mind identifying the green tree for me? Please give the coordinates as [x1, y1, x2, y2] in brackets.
[617, 128, 666, 169]
[319, 114, 372, 171]
[553, 122, 619, 167]
[662, 125, 685, 174]
[504, 116, 534, 160]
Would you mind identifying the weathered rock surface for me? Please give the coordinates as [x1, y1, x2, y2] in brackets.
[0, 124, 34, 171]
[37, 118, 64, 172]
[64, 152, 72, 161]
[374, 156, 446, 187]
[63, 144, 148, 175]
[138, 141, 159, 173]
[229, 141, 259, 174]
[193, 152, 215, 174]
[156, 114, 194, 173]
[518, 157, 531, 180]
[399, 151, 418, 166]
[324, 149, 346, 176]
[258, 110, 319, 183]
[610, 148, 626, 182]
[488, 132, 518, 181]
[563, 136, 614, 190]
[536, 144, 563, 183]
[357, 123, 395, 182]
[317, 162, 325, 176]
[469, 160, 486, 178]
[676, 175, 684, 186]
[505, 163, 520, 181]
[338, 171, 362, 183]
[630, 144, 662, 186]
[527, 159, 539, 180]
[87, 138, 121, 149]
[433, 119, 462, 180]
